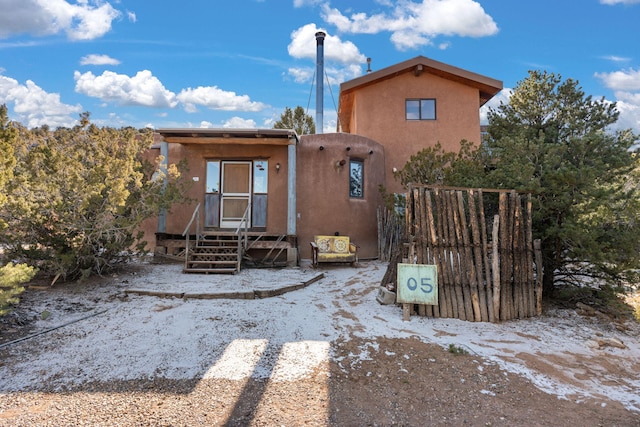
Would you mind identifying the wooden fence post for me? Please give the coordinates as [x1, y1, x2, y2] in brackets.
[492, 214, 501, 321]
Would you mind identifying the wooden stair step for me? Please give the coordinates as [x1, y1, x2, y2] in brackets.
[183, 267, 237, 274]
[190, 251, 237, 254]
[196, 241, 239, 246]
[187, 261, 238, 268]
[190, 250, 238, 255]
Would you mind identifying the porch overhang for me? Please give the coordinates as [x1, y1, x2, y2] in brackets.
[158, 128, 299, 145]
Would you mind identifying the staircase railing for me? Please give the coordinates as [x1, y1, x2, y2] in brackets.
[234, 202, 251, 273]
[182, 202, 201, 270]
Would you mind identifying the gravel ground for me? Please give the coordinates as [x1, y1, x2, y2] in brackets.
[1, 337, 637, 426]
[1, 261, 639, 426]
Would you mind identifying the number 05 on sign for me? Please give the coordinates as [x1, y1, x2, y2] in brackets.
[397, 264, 438, 305]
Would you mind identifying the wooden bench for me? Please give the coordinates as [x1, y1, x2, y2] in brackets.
[310, 235, 358, 268]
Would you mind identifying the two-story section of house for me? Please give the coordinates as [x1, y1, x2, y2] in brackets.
[337, 56, 503, 194]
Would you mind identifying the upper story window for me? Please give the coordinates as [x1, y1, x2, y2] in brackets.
[349, 159, 364, 198]
[406, 99, 436, 120]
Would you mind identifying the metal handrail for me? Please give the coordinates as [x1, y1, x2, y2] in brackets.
[182, 202, 201, 269]
[182, 202, 201, 237]
[234, 202, 251, 272]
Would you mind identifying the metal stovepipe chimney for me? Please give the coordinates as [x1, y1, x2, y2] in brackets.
[315, 31, 325, 134]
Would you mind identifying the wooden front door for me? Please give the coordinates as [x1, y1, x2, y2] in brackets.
[220, 161, 252, 228]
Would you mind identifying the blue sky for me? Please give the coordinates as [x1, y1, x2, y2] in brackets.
[1, 0, 639, 134]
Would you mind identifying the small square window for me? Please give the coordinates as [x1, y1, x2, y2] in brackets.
[349, 159, 364, 198]
[406, 98, 436, 120]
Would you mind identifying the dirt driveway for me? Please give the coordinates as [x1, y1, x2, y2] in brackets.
[1, 261, 639, 426]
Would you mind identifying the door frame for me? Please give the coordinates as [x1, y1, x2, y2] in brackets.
[219, 160, 252, 229]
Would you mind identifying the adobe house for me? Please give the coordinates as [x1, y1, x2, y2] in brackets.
[145, 43, 502, 272]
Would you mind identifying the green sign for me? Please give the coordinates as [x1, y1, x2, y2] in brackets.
[397, 263, 438, 305]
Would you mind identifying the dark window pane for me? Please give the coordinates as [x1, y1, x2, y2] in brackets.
[406, 100, 420, 120]
[421, 99, 436, 119]
[253, 160, 268, 193]
[206, 161, 220, 193]
[349, 160, 364, 198]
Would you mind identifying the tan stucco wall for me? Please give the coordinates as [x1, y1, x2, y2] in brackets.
[297, 133, 385, 260]
[160, 142, 291, 236]
[348, 71, 482, 194]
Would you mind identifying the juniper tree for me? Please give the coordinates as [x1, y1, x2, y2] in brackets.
[0, 110, 188, 280]
[0, 106, 36, 314]
[486, 71, 640, 294]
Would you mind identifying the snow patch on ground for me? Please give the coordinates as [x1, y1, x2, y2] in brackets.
[1, 260, 639, 412]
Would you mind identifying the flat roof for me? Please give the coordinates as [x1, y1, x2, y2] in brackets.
[157, 128, 299, 145]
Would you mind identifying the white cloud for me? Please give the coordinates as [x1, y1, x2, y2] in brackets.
[287, 67, 314, 84]
[612, 99, 640, 132]
[287, 23, 367, 87]
[176, 86, 266, 113]
[479, 88, 512, 125]
[612, 91, 640, 133]
[325, 64, 363, 85]
[0, 0, 121, 41]
[594, 68, 640, 132]
[288, 63, 362, 86]
[615, 91, 640, 104]
[74, 70, 178, 108]
[323, 117, 337, 133]
[600, 0, 640, 4]
[127, 10, 137, 22]
[293, 0, 323, 7]
[601, 55, 631, 63]
[262, 117, 275, 128]
[320, 0, 498, 50]
[0, 74, 82, 128]
[389, 31, 431, 51]
[222, 117, 258, 128]
[80, 54, 121, 66]
[74, 69, 267, 115]
[595, 68, 640, 91]
[288, 23, 367, 64]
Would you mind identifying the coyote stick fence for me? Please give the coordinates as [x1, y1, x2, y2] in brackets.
[398, 186, 542, 322]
